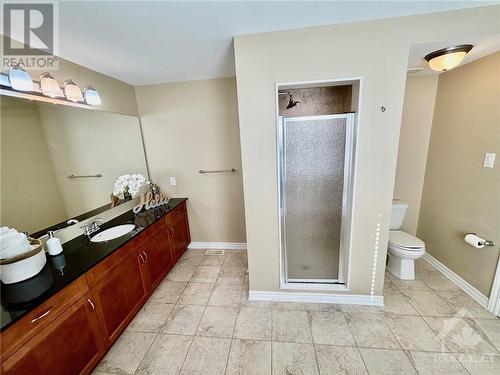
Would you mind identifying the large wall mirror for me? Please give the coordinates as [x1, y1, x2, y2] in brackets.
[1, 95, 149, 237]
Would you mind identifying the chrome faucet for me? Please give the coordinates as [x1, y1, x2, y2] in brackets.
[81, 217, 104, 237]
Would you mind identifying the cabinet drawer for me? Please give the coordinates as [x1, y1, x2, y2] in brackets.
[85, 239, 138, 288]
[0, 276, 89, 362]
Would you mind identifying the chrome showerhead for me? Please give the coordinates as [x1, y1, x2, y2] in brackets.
[286, 94, 299, 109]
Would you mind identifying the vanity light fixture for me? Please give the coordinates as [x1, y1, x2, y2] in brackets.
[63, 79, 83, 102]
[3, 70, 101, 106]
[83, 86, 102, 106]
[8, 66, 34, 92]
[40, 72, 62, 98]
[425, 44, 473, 72]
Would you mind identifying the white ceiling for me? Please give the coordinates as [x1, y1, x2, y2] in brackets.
[13, 1, 500, 85]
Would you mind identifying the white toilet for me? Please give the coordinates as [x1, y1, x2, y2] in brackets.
[386, 200, 425, 280]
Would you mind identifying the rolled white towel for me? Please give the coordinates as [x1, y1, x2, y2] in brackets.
[1, 233, 31, 259]
[0, 229, 20, 249]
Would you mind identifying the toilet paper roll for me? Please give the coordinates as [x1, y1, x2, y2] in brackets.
[464, 234, 485, 248]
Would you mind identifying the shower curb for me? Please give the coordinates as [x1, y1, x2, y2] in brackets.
[249, 290, 384, 306]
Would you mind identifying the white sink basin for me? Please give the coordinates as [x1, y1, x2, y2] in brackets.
[90, 224, 135, 243]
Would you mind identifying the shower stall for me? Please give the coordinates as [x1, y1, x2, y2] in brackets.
[278, 113, 357, 286]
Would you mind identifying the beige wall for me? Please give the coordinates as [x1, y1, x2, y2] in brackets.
[0, 96, 67, 233]
[135, 78, 246, 243]
[234, 6, 500, 295]
[394, 75, 438, 234]
[418, 52, 500, 296]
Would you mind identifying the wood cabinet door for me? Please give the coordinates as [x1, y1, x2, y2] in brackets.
[168, 208, 191, 261]
[91, 251, 147, 348]
[0, 276, 89, 362]
[1, 294, 104, 375]
[142, 222, 173, 290]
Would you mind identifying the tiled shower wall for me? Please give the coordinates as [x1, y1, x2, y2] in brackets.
[278, 85, 352, 117]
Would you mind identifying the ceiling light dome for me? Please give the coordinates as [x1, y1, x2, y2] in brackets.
[40, 72, 62, 98]
[9, 66, 33, 91]
[63, 79, 83, 102]
[425, 44, 473, 72]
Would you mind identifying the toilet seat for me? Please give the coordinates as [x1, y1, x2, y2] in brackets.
[389, 230, 425, 250]
[389, 243, 424, 253]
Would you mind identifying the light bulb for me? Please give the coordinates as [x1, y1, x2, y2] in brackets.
[40, 72, 62, 98]
[63, 79, 83, 102]
[83, 86, 102, 105]
[9, 66, 33, 91]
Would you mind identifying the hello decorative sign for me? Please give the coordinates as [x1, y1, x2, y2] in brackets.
[133, 192, 170, 214]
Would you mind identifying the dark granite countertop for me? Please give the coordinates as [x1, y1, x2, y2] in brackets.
[0, 198, 188, 331]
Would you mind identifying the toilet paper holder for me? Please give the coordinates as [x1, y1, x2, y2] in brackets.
[466, 233, 495, 247]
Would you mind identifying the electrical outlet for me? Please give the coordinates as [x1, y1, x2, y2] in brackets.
[484, 153, 496, 168]
[169, 176, 177, 186]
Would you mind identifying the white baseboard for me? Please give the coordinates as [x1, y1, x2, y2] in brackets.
[187, 242, 247, 250]
[249, 291, 384, 306]
[488, 258, 500, 315]
[423, 253, 489, 308]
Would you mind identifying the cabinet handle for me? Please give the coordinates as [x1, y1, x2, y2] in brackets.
[138, 253, 145, 264]
[87, 299, 95, 312]
[142, 251, 148, 262]
[30, 309, 51, 323]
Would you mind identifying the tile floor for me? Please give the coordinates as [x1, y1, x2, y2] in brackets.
[94, 251, 500, 375]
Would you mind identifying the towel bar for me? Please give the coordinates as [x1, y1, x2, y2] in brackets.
[68, 174, 103, 179]
[198, 168, 236, 174]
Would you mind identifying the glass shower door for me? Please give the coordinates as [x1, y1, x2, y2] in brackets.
[278, 114, 355, 284]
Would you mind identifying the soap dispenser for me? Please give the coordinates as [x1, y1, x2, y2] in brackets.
[46, 231, 63, 256]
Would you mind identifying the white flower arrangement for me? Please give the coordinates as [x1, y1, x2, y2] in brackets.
[113, 174, 147, 200]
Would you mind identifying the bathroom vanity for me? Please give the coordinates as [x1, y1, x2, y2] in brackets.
[0, 198, 190, 374]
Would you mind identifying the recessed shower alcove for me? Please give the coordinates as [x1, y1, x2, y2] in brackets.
[276, 79, 360, 289]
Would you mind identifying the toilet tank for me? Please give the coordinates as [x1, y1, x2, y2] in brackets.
[390, 200, 408, 230]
